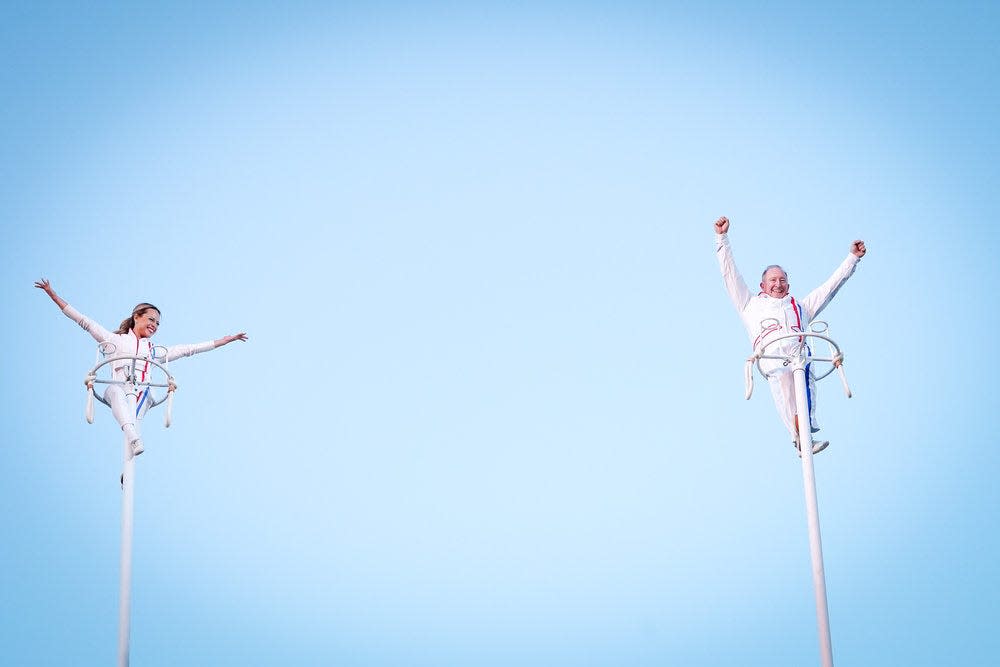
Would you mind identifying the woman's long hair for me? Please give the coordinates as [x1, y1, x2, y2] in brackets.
[115, 303, 160, 335]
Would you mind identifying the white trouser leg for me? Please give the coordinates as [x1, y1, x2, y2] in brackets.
[767, 368, 820, 439]
[767, 370, 798, 439]
[806, 367, 820, 433]
[104, 385, 140, 442]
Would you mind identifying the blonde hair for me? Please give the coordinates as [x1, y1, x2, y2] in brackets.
[115, 303, 160, 335]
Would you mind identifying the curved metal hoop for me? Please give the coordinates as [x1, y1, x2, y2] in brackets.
[85, 354, 177, 427]
[745, 329, 851, 400]
[755, 331, 843, 380]
[745, 322, 851, 400]
[89, 355, 174, 387]
[803, 321, 839, 382]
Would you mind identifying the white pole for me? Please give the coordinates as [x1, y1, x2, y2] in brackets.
[792, 361, 834, 667]
[118, 431, 136, 667]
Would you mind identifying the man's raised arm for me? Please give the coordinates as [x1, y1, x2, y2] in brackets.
[714, 216, 752, 312]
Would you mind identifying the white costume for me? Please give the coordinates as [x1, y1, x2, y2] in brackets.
[62, 304, 214, 436]
[715, 233, 860, 439]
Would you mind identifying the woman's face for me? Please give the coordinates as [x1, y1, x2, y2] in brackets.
[133, 309, 160, 338]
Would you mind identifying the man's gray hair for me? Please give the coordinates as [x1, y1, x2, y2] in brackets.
[761, 264, 788, 282]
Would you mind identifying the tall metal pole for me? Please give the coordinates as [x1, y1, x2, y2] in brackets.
[118, 430, 137, 667]
[792, 359, 834, 667]
[87, 352, 176, 667]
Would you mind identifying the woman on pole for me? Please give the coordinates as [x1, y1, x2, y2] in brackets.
[35, 279, 247, 456]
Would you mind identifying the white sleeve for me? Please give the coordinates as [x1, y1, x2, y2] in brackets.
[61, 304, 114, 344]
[800, 254, 860, 321]
[164, 341, 216, 362]
[716, 233, 752, 312]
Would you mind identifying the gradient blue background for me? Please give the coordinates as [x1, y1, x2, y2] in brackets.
[2, 2, 997, 665]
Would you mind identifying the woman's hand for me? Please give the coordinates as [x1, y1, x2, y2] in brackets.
[215, 333, 249, 347]
[35, 278, 67, 309]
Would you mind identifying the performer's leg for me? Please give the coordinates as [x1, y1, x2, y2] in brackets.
[104, 385, 144, 455]
[767, 371, 798, 440]
[134, 388, 152, 421]
[769, 370, 828, 455]
[806, 364, 820, 433]
[770, 371, 830, 456]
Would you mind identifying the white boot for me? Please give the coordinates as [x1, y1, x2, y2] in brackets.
[122, 423, 144, 457]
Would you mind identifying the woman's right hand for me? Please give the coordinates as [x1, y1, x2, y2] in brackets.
[35, 278, 67, 309]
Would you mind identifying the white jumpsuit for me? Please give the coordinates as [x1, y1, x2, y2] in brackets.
[715, 233, 860, 440]
[62, 304, 214, 434]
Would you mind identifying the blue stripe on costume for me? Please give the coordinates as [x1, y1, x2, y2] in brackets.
[805, 361, 814, 413]
[799, 301, 815, 421]
[135, 388, 149, 417]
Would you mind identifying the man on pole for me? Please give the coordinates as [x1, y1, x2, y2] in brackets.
[714, 216, 866, 454]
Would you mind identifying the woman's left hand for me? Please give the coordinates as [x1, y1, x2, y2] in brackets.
[216, 333, 248, 347]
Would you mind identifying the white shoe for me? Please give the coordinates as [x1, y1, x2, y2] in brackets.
[795, 439, 830, 457]
[130, 438, 144, 457]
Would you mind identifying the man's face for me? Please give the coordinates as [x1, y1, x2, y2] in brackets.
[760, 267, 789, 298]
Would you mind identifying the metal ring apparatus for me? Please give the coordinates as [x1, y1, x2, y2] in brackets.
[744, 325, 851, 399]
[804, 321, 845, 384]
[85, 348, 177, 427]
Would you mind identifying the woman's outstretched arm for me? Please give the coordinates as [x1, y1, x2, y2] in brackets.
[35, 278, 68, 310]
[213, 333, 248, 348]
[165, 332, 248, 361]
[36, 278, 115, 343]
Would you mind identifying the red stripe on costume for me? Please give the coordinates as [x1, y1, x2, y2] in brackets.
[140, 341, 150, 382]
[790, 296, 804, 341]
[131, 335, 151, 401]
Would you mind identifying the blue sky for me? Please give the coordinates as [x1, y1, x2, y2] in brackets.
[2, 2, 998, 666]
